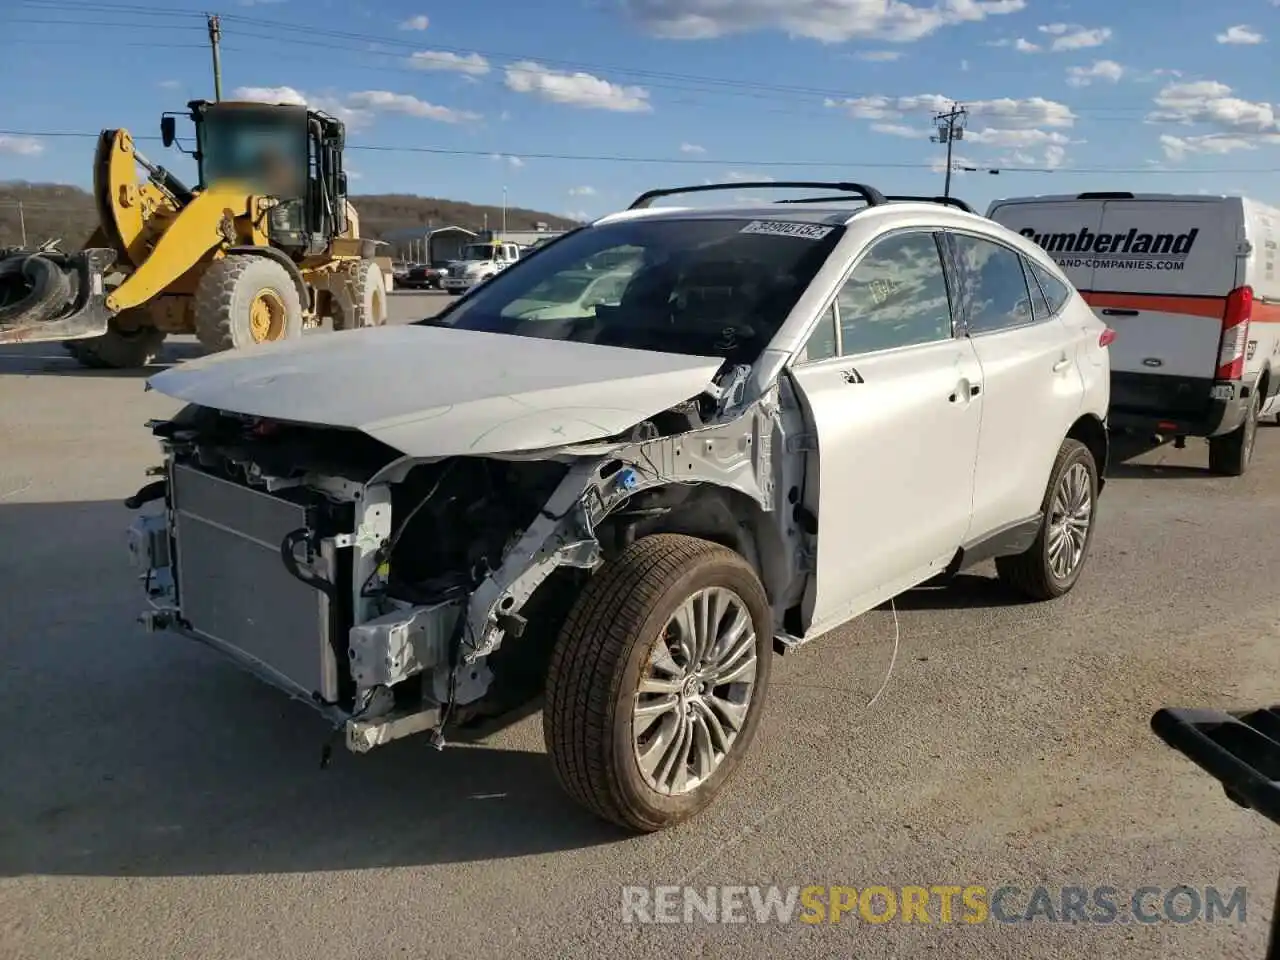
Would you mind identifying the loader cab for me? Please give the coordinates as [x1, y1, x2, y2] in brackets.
[166, 99, 350, 259]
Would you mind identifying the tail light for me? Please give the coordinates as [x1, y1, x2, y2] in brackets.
[1099, 327, 1116, 347]
[1216, 285, 1252, 381]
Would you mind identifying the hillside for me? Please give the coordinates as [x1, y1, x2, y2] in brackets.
[0, 181, 580, 250]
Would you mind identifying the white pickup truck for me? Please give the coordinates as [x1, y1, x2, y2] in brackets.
[442, 240, 523, 294]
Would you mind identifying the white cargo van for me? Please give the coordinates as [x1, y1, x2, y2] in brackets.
[987, 192, 1280, 475]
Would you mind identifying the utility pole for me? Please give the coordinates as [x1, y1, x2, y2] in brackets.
[501, 186, 507, 239]
[207, 14, 223, 102]
[931, 102, 967, 198]
[18, 201, 27, 248]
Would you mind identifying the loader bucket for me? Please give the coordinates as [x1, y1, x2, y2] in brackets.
[0, 248, 117, 344]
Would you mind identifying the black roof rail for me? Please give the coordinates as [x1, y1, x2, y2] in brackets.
[775, 193, 977, 214]
[627, 180, 887, 210]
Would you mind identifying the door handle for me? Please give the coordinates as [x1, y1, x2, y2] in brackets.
[1053, 357, 1071, 373]
[1101, 308, 1138, 317]
[949, 381, 982, 402]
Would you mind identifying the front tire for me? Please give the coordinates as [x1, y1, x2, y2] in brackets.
[544, 534, 773, 833]
[193, 254, 304, 352]
[63, 317, 166, 369]
[996, 438, 1099, 601]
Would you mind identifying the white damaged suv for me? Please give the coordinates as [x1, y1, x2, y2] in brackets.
[127, 182, 1112, 832]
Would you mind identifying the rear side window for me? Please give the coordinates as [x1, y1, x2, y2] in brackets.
[951, 234, 1034, 334]
[1027, 260, 1072, 314]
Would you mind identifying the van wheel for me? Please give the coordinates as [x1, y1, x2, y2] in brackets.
[995, 439, 1099, 601]
[543, 534, 772, 833]
[1208, 389, 1260, 476]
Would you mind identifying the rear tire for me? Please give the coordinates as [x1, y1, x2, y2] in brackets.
[64, 316, 166, 369]
[332, 259, 389, 331]
[193, 254, 303, 353]
[995, 438, 1099, 601]
[543, 534, 772, 833]
[1208, 389, 1261, 476]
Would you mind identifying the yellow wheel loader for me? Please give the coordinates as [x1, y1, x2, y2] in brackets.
[0, 99, 389, 368]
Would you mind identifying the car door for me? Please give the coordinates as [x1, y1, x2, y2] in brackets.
[946, 231, 1086, 542]
[788, 229, 985, 632]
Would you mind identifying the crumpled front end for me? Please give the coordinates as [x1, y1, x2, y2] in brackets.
[124, 362, 796, 757]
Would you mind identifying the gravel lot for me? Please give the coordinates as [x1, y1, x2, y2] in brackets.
[1, 292, 1277, 960]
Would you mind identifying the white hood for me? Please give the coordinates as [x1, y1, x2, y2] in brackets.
[146, 325, 723, 457]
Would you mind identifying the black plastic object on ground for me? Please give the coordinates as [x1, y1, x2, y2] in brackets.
[1151, 705, 1280, 959]
[0, 247, 116, 344]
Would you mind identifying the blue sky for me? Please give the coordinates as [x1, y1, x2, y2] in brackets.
[1, 0, 1279, 221]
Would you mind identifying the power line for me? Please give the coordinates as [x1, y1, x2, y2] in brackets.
[1, 129, 1277, 175]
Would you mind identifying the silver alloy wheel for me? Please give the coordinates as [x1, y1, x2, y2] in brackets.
[632, 586, 759, 796]
[1047, 461, 1093, 580]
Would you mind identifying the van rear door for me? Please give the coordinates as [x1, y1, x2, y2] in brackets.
[1088, 198, 1238, 422]
[986, 198, 1103, 294]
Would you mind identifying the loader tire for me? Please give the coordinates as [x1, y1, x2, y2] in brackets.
[193, 254, 303, 353]
[332, 259, 389, 331]
[64, 319, 166, 369]
[0, 255, 72, 326]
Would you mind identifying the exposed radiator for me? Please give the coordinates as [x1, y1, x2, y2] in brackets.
[170, 462, 341, 704]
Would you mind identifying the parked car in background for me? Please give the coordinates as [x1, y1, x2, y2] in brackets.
[988, 191, 1280, 476]
[400, 263, 443, 290]
[126, 181, 1111, 834]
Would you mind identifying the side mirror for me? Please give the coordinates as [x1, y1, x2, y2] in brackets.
[160, 116, 176, 148]
[337, 172, 349, 195]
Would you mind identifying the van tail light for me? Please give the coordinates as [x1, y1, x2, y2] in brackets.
[1216, 285, 1252, 381]
[1099, 327, 1116, 347]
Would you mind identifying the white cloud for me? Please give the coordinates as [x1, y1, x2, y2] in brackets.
[855, 50, 903, 61]
[870, 122, 922, 137]
[960, 59, 970, 71]
[158, 79, 181, 90]
[504, 61, 652, 112]
[408, 50, 491, 75]
[1160, 133, 1262, 160]
[619, 0, 1026, 43]
[1216, 25, 1264, 45]
[398, 14, 430, 30]
[931, 153, 977, 174]
[0, 135, 43, 156]
[1066, 59, 1124, 87]
[680, 142, 706, 153]
[1149, 80, 1277, 133]
[568, 186, 597, 196]
[234, 85, 308, 106]
[1014, 37, 1040, 52]
[724, 171, 776, 182]
[490, 154, 524, 168]
[565, 210, 593, 222]
[827, 93, 1076, 129]
[830, 92, 1079, 168]
[231, 85, 479, 129]
[1037, 23, 1112, 51]
[345, 90, 481, 124]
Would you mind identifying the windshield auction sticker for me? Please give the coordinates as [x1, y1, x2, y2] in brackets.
[740, 220, 834, 240]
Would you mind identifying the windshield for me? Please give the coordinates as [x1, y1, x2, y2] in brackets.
[200, 112, 307, 196]
[461, 244, 497, 262]
[420, 218, 844, 362]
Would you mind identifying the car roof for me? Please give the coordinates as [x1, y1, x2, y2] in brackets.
[593, 200, 994, 231]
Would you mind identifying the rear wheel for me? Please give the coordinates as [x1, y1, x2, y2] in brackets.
[332, 259, 389, 331]
[544, 534, 772, 833]
[193, 254, 303, 352]
[1208, 388, 1261, 476]
[995, 438, 1099, 601]
[64, 316, 166, 369]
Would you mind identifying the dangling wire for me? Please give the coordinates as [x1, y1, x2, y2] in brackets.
[865, 596, 900, 709]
